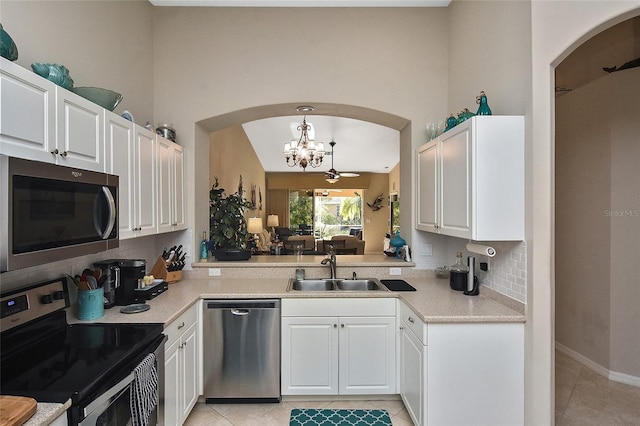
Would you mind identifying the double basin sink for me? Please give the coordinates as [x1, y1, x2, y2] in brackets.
[287, 278, 387, 292]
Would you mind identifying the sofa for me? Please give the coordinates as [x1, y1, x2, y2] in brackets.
[286, 235, 316, 251]
[318, 235, 366, 255]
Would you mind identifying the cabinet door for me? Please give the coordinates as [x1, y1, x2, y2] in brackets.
[157, 136, 173, 234]
[0, 59, 57, 162]
[56, 88, 105, 172]
[416, 140, 439, 232]
[181, 323, 199, 422]
[339, 317, 396, 394]
[400, 325, 425, 426]
[164, 339, 181, 426]
[172, 144, 185, 229]
[281, 317, 339, 395]
[134, 127, 157, 236]
[106, 114, 135, 239]
[439, 125, 471, 238]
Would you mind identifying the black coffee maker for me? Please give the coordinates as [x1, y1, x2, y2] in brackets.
[93, 260, 120, 309]
[94, 259, 146, 306]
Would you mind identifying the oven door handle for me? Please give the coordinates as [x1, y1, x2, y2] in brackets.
[81, 371, 135, 420]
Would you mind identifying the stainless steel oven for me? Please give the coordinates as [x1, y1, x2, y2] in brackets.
[0, 278, 165, 426]
[79, 333, 166, 426]
[0, 156, 118, 272]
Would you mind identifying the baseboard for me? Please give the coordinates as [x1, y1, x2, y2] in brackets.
[556, 342, 640, 388]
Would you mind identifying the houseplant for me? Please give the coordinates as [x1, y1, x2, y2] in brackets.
[209, 176, 254, 260]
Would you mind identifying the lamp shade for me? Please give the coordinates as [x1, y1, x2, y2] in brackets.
[247, 217, 262, 234]
[267, 215, 279, 227]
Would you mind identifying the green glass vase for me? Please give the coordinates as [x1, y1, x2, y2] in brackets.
[476, 91, 492, 115]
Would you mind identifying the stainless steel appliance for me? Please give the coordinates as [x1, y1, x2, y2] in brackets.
[203, 299, 281, 403]
[0, 277, 166, 425]
[0, 156, 118, 272]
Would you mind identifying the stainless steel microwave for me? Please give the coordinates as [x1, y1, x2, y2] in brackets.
[1, 156, 118, 272]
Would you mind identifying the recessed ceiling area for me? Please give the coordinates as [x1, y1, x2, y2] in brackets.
[242, 115, 400, 173]
[149, 0, 450, 7]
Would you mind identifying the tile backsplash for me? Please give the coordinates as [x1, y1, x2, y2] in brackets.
[0, 230, 191, 294]
[476, 241, 527, 303]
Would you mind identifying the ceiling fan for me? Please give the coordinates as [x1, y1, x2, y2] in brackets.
[325, 141, 360, 184]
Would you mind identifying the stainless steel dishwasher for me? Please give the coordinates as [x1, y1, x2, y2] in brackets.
[203, 299, 281, 403]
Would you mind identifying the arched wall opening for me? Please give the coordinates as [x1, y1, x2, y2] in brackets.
[530, 2, 640, 424]
[554, 15, 640, 387]
[192, 102, 412, 256]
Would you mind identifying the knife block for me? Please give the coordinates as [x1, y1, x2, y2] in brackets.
[150, 256, 182, 283]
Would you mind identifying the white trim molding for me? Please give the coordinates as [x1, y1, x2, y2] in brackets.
[556, 342, 640, 388]
[149, 0, 451, 6]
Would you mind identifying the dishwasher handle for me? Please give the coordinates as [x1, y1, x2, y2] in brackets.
[231, 309, 250, 316]
[205, 300, 280, 310]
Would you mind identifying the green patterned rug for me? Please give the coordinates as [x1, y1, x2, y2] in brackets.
[289, 408, 392, 426]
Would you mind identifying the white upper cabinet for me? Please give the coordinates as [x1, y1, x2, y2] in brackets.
[157, 136, 186, 234]
[133, 126, 157, 237]
[0, 58, 105, 172]
[56, 87, 104, 171]
[416, 116, 524, 241]
[105, 114, 136, 239]
[0, 59, 57, 162]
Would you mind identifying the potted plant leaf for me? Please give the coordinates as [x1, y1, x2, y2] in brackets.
[209, 176, 254, 261]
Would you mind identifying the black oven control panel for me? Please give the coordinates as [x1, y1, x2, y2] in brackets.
[0, 294, 28, 318]
[0, 278, 69, 333]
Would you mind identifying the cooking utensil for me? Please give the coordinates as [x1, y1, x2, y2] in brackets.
[0, 395, 37, 426]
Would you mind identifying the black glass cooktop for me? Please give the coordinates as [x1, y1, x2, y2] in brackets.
[1, 311, 162, 404]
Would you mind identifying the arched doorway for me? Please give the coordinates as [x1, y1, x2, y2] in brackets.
[530, 2, 640, 424]
[554, 14, 640, 425]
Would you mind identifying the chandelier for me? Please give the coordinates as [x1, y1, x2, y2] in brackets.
[283, 117, 325, 171]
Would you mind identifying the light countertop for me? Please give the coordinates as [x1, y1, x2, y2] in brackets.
[73, 276, 525, 327]
[24, 400, 71, 426]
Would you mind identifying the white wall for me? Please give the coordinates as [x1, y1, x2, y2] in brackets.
[148, 6, 450, 268]
[0, 0, 155, 123]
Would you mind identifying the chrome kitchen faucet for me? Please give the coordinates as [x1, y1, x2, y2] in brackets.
[320, 250, 337, 279]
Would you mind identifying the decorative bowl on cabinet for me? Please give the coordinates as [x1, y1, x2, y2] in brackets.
[31, 63, 74, 89]
[71, 86, 123, 111]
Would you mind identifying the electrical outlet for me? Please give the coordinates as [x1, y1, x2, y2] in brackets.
[389, 267, 402, 276]
[208, 268, 221, 276]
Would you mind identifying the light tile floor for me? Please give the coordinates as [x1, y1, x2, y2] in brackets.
[184, 399, 413, 426]
[556, 350, 640, 425]
[185, 351, 640, 426]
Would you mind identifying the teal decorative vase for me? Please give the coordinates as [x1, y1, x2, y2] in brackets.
[444, 114, 457, 132]
[476, 91, 492, 115]
[457, 108, 475, 125]
[389, 231, 406, 258]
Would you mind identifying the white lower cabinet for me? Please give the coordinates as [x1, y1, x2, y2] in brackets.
[281, 298, 396, 396]
[397, 301, 524, 426]
[164, 304, 200, 426]
[399, 314, 426, 425]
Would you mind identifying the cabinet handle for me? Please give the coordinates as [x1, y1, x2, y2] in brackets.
[51, 149, 59, 155]
[177, 321, 185, 329]
[399, 326, 404, 330]
[60, 151, 68, 157]
[333, 324, 337, 328]
[341, 324, 345, 328]
[408, 317, 414, 323]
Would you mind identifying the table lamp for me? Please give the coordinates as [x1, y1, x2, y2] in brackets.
[247, 217, 263, 251]
[267, 215, 279, 238]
